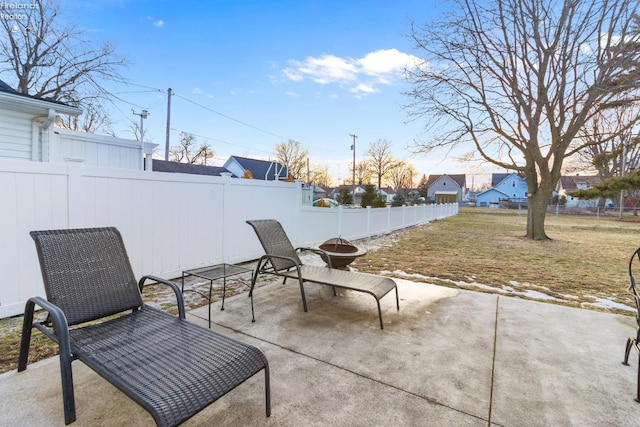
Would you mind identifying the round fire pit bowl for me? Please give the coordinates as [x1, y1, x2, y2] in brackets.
[313, 237, 367, 269]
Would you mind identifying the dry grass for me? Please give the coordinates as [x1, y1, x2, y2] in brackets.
[353, 207, 640, 313]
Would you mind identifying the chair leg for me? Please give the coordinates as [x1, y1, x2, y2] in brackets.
[250, 291, 256, 323]
[17, 300, 35, 372]
[636, 355, 640, 403]
[264, 364, 271, 417]
[297, 277, 308, 312]
[624, 337, 635, 365]
[376, 299, 384, 329]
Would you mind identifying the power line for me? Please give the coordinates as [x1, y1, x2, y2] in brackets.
[106, 83, 298, 150]
[172, 93, 290, 141]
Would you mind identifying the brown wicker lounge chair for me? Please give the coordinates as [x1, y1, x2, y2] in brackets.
[246, 219, 399, 329]
[19, 227, 270, 426]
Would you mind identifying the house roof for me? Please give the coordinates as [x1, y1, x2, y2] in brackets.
[477, 187, 510, 198]
[491, 173, 511, 187]
[152, 160, 230, 176]
[492, 172, 527, 187]
[225, 156, 289, 180]
[0, 79, 81, 115]
[425, 174, 466, 189]
[559, 175, 602, 191]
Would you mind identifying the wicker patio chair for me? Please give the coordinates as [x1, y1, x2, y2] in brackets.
[623, 246, 640, 402]
[246, 219, 399, 329]
[18, 227, 270, 426]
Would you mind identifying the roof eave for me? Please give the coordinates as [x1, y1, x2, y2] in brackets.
[0, 92, 82, 116]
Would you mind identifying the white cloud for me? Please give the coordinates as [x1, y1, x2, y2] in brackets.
[285, 91, 301, 97]
[193, 87, 214, 98]
[358, 48, 418, 75]
[282, 69, 304, 82]
[350, 83, 377, 98]
[281, 48, 420, 97]
[147, 16, 165, 28]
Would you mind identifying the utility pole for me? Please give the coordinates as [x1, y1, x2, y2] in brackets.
[133, 109, 149, 170]
[350, 134, 357, 203]
[165, 88, 172, 161]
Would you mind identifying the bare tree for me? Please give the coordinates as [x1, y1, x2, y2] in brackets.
[274, 139, 308, 180]
[366, 138, 397, 189]
[406, 0, 640, 240]
[573, 106, 640, 179]
[388, 160, 416, 191]
[57, 100, 114, 134]
[309, 163, 333, 188]
[0, 0, 127, 132]
[349, 160, 371, 185]
[169, 132, 214, 165]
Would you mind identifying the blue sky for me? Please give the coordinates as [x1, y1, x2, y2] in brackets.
[63, 0, 488, 185]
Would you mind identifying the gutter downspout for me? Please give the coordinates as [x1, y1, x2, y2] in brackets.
[31, 108, 56, 161]
[42, 108, 56, 130]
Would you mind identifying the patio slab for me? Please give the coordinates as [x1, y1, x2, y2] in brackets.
[1, 278, 640, 426]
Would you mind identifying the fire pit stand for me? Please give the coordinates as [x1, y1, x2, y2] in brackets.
[313, 237, 367, 269]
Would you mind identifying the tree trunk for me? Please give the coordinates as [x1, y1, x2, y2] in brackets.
[526, 191, 551, 240]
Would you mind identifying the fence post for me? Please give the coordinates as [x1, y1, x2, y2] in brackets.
[363, 206, 369, 237]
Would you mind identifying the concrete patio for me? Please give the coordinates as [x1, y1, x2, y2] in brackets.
[2, 277, 640, 426]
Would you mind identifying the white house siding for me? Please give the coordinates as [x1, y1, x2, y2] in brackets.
[0, 109, 34, 160]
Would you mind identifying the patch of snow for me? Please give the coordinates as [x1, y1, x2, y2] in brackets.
[381, 269, 567, 302]
[582, 296, 635, 312]
[520, 290, 564, 301]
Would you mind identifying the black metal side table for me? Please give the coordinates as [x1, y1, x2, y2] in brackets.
[181, 263, 253, 327]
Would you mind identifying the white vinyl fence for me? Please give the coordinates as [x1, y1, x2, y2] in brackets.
[0, 159, 457, 318]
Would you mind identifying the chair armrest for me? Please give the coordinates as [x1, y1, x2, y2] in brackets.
[260, 253, 300, 265]
[19, 296, 77, 423]
[18, 296, 71, 371]
[296, 247, 333, 268]
[139, 275, 186, 319]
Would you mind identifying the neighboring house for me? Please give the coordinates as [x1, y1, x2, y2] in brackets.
[492, 172, 528, 204]
[476, 188, 510, 207]
[0, 79, 80, 162]
[331, 184, 367, 205]
[476, 172, 528, 207]
[379, 187, 396, 204]
[309, 184, 327, 200]
[153, 159, 231, 176]
[426, 174, 467, 203]
[0, 79, 157, 170]
[223, 156, 288, 180]
[557, 175, 606, 208]
[330, 184, 395, 205]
